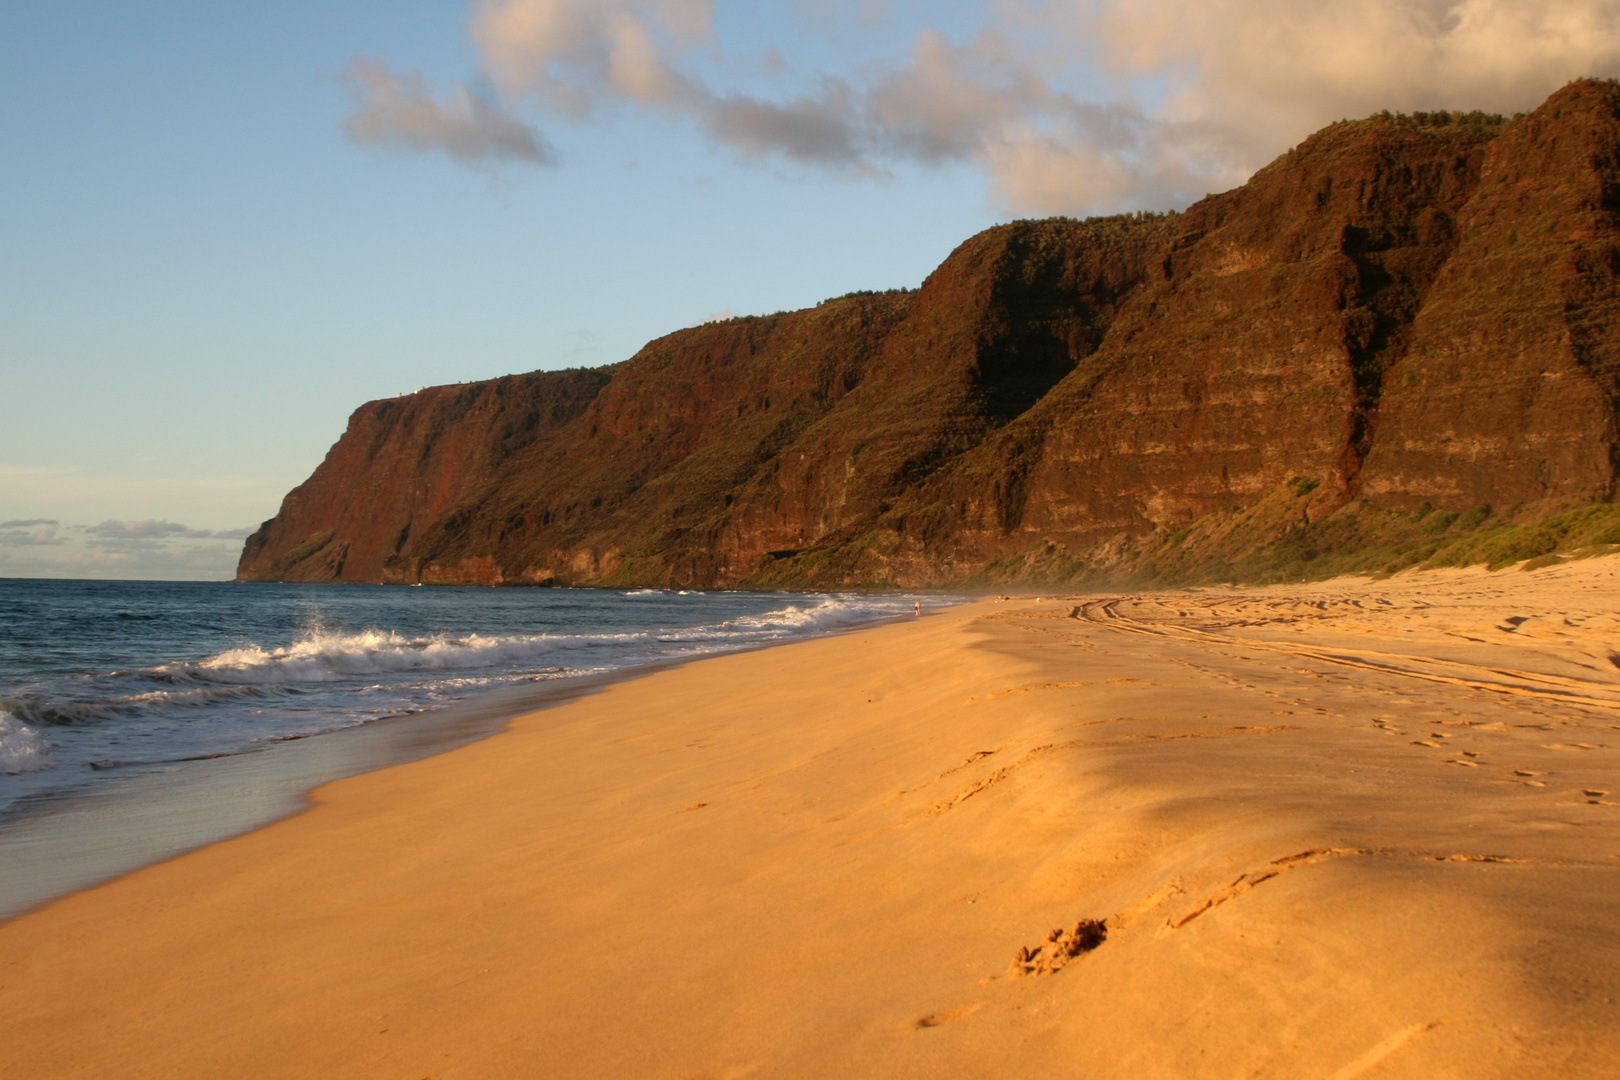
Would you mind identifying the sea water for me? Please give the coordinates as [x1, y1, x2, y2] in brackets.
[0, 579, 950, 914]
[0, 579, 949, 817]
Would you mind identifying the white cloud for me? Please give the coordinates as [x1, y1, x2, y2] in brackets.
[84, 519, 215, 542]
[1062, 0, 1620, 207]
[343, 58, 558, 167]
[350, 0, 1620, 213]
[705, 86, 865, 167]
[470, 0, 712, 114]
[0, 520, 63, 547]
[0, 542, 242, 581]
[0, 519, 260, 580]
[0, 466, 270, 579]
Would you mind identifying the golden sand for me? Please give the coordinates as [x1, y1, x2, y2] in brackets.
[4, 560, 1620, 1078]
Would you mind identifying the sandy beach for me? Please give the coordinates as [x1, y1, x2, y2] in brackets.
[4, 561, 1620, 1078]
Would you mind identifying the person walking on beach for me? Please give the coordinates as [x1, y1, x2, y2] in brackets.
[915, 599, 922, 616]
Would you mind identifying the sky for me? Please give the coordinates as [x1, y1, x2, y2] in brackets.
[4, 0, 1617, 579]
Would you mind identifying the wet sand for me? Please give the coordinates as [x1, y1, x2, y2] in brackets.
[3, 560, 1619, 1077]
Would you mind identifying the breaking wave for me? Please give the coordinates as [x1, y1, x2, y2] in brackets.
[4, 683, 275, 726]
[0, 711, 53, 774]
[178, 629, 594, 685]
[719, 596, 889, 632]
[167, 596, 894, 685]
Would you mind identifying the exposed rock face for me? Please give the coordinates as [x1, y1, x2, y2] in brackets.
[1362, 92, 1620, 509]
[236, 370, 611, 583]
[239, 82, 1620, 588]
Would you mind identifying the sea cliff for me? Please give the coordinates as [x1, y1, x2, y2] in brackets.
[239, 80, 1620, 588]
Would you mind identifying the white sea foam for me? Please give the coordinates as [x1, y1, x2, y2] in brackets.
[720, 596, 888, 633]
[172, 597, 900, 685]
[0, 710, 53, 774]
[182, 629, 604, 684]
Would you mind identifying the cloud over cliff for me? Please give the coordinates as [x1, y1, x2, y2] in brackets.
[343, 58, 558, 167]
[345, 0, 1620, 212]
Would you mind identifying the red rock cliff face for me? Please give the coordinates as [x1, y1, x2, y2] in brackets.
[1361, 88, 1620, 509]
[239, 82, 1620, 588]
[236, 370, 610, 582]
[876, 98, 1508, 578]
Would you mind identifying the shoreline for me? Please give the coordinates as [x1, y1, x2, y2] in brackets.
[0, 662, 631, 922]
[4, 565, 1619, 1076]
[0, 601, 945, 923]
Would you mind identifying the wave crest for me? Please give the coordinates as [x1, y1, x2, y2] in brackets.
[180, 629, 594, 684]
[0, 710, 53, 774]
[720, 596, 889, 632]
[3, 683, 276, 726]
[170, 598, 898, 684]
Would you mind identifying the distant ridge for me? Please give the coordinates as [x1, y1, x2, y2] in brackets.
[239, 80, 1620, 588]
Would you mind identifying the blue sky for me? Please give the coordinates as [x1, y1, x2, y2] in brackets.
[4, 0, 1614, 578]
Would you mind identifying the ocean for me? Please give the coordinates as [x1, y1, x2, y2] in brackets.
[0, 578, 951, 916]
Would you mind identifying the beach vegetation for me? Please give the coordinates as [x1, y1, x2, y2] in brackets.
[960, 489, 1620, 591]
